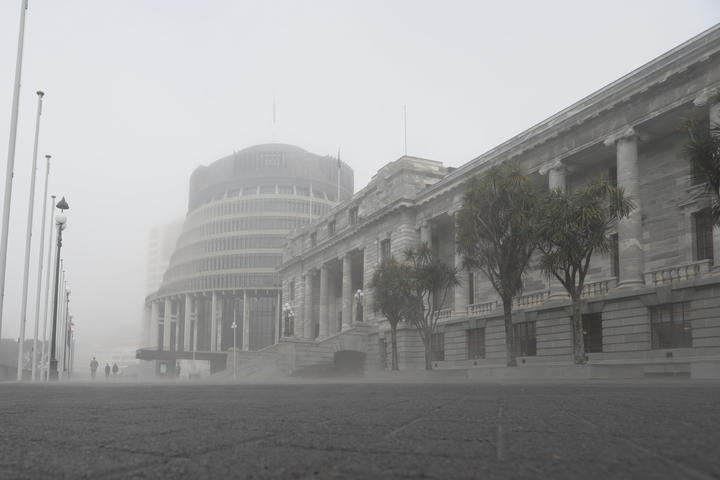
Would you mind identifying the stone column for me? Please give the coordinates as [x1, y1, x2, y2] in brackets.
[541, 161, 570, 299]
[342, 254, 352, 330]
[319, 263, 329, 337]
[420, 221, 431, 247]
[608, 128, 644, 288]
[216, 296, 223, 351]
[210, 292, 217, 351]
[183, 295, 192, 351]
[303, 272, 314, 339]
[452, 212, 468, 312]
[711, 102, 720, 267]
[163, 298, 172, 351]
[242, 290, 250, 351]
[150, 301, 159, 349]
[295, 278, 305, 340]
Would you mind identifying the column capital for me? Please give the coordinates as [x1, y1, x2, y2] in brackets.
[693, 89, 717, 107]
[538, 159, 565, 176]
[604, 127, 638, 146]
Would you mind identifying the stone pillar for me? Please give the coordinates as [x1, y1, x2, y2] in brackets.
[210, 292, 217, 351]
[295, 279, 305, 340]
[319, 263, 329, 337]
[183, 295, 192, 351]
[610, 128, 644, 288]
[420, 221, 431, 247]
[549, 164, 566, 192]
[216, 296, 223, 351]
[452, 212, 468, 312]
[242, 290, 250, 351]
[342, 254, 352, 330]
[542, 161, 570, 299]
[150, 301, 159, 349]
[275, 292, 281, 344]
[303, 272, 314, 339]
[163, 298, 171, 351]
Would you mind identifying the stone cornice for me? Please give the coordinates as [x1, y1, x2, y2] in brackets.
[418, 24, 720, 203]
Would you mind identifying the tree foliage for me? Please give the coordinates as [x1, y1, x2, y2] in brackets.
[370, 258, 412, 370]
[685, 101, 720, 224]
[403, 245, 459, 370]
[455, 162, 541, 366]
[537, 180, 634, 364]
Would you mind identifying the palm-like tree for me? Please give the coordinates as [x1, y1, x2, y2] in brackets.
[537, 180, 634, 364]
[370, 258, 412, 370]
[685, 111, 720, 224]
[456, 162, 540, 366]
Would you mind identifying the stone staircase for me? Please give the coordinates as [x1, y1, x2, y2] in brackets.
[212, 323, 372, 379]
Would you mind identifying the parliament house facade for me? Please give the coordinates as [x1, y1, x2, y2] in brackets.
[141, 25, 720, 378]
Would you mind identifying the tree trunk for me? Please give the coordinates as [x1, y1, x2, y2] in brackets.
[423, 332, 432, 370]
[390, 325, 399, 371]
[572, 298, 586, 364]
[503, 299, 516, 367]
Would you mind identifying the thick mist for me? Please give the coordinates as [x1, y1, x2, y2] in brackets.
[0, 0, 718, 360]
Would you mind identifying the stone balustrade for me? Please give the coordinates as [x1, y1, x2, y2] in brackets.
[643, 260, 712, 286]
[514, 290, 550, 308]
[581, 278, 617, 298]
[467, 301, 499, 316]
[436, 308, 453, 320]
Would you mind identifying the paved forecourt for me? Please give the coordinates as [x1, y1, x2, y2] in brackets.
[1, 380, 719, 479]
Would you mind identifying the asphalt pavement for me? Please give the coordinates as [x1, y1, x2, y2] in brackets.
[1, 379, 719, 479]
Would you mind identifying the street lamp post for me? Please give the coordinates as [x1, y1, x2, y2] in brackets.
[49, 197, 69, 381]
[231, 308, 237, 380]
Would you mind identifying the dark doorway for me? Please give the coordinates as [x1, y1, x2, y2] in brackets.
[333, 350, 366, 375]
[582, 313, 603, 353]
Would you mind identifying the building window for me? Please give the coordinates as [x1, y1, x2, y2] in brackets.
[513, 322, 536, 357]
[610, 233, 619, 278]
[310, 232, 317, 248]
[289, 280, 295, 300]
[582, 313, 603, 353]
[328, 220, 336, 237]
[380, 238, 391, 262]
[650, 302, 692, 349]
[467, 328, 485, 359]
[431, 333, 445, 361]
[349, 206, 359, 226]
[695, 209, 714, 263]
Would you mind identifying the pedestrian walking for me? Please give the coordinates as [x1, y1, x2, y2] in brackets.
[112, 363, 119, 377]
[104, 363, 110, 379]
[90, 357, 99, 380]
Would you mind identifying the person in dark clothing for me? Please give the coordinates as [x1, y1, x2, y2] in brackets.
[104, 363, 111, 379]
[112, 363, 119, 376]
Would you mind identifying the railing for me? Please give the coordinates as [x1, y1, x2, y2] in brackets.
[643, 260, 711, 286]
[514, 290, 549, 308]
[467, 301, 499, 316]
[435, 308, 453, 320]
[581, 278, 617, 298]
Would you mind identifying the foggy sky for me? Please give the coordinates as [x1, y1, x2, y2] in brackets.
[0, 0, 718, 358]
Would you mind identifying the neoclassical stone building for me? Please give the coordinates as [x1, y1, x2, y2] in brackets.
[138, 144, 353, 374]
[274, 25, 720, 377]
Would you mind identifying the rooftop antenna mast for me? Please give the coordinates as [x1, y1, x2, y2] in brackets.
[403, 104, 407, 156]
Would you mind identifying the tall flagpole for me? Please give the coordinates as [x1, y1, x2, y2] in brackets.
[41, 195, 56, 380]
[0, 0, 30, 341]
[18, 91, 44, 381]
[32, 156, 51, 381]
